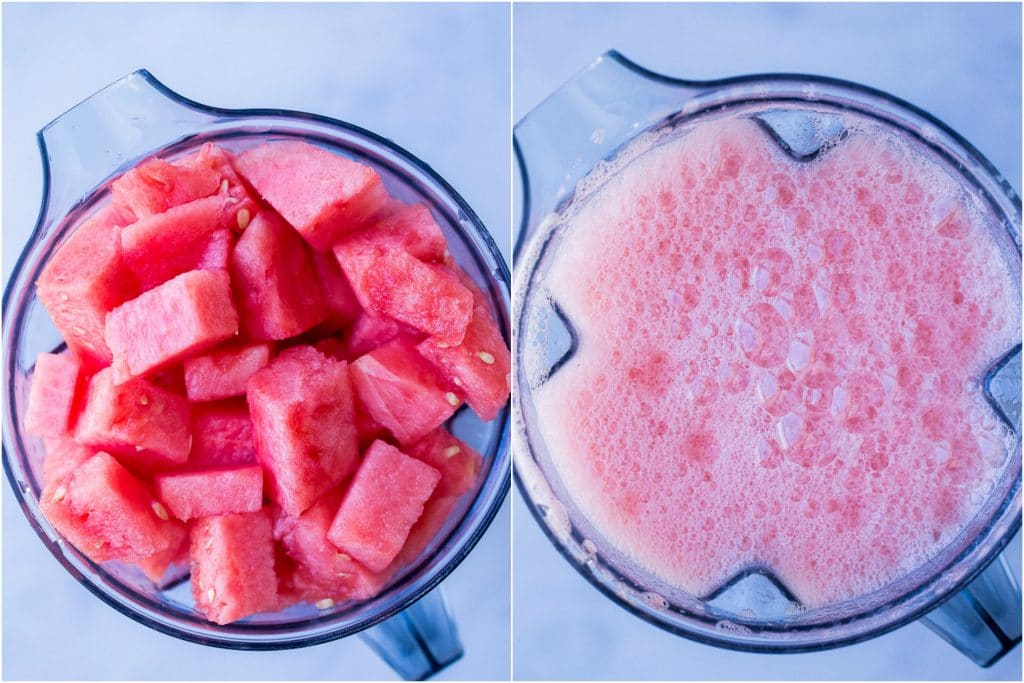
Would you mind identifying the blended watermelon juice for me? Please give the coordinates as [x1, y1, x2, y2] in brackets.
[534, 117, 1020, 607]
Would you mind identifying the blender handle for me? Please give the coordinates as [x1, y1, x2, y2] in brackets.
[513, 50, 700, 254]
[359, 587, 464, 680]
[36, 69, 219, 232]
[921, 552, 1022, 667]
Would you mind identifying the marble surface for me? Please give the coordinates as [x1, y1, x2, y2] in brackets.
[513, 2, 1022, 680]
[2, 3, 510, 680]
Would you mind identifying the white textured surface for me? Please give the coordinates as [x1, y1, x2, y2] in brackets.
[2, 3, 510, 680]
[513, 2, 1022, 680]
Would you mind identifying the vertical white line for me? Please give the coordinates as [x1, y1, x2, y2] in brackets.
[507, 0, 516, 681]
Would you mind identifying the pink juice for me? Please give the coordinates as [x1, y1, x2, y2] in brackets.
[535, 117, 1020, 607]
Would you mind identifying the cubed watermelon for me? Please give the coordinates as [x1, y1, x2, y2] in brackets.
[184, 342, 272, 402]
[41, 437, 95, 487]
[327, 440, 440, 572]
[273, 491, 387, 603]
[36, 205, 139, 367]
[75, 368, 191, 472]
[188, 400, 257, 468]
[344, 312, 421, 359]
[25, 352, 84, 438]
[418, 299, 510, 422]
[198, 228, 235, 272]
[233, 141, 388, 251]
[120, 195, 234, 291]
[408, 429, 483, 498]
[39, 452, 184, 563]
[230, 211, 328, 340]
[350, 338, 461, 446]
[111, 156, 222, 219]
[388, 495, 460, 574]
[154, 465, 263, 521]
[190, 510, 278, 624]
[334, 242, 473, 345]
[106, 269, 239, 382]
[247, 346, 359, 515]
[138, 524, 190, 584]
[340, 203, 447, 263]
[309, 248, 361, 326]
[178, 142, 259, 232]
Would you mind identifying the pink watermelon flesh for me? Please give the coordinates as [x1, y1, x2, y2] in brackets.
[39, 452, 184, 563]
[120, 195, 234, 291]
[350, 338, 461, 446]
[339, 203, 447, 263]
[313, 336, 348, 362]
[198, 228, 235, 272]
[309, 248, 361, 326]
[418, 295, 510, 422]
[247, 346, 359, 515]
[36, 205, 139, 367]
[188, 400, 257, 468]
[328, 440, 440, 572]
[75, 368, 191, 472]
[190, 509, 278, 624]
[184, 342, 272, 402]
[178, 142, 259, 232]
[408, 429, 483, 498]
[155, 465, 263, 521]
[334, 242, 473, 345]
[42, 437, 95, 487]
[233, 141, 388, 251]
[389, 494, 460, 574]
[111, 156, 222, 219]
[273, 491, 387, 603]
[230, 211, 328, 340]
[344, 312, 421, 359]
[138, 525, 190, 584]
[25, 352, 84, 438]
[106, 269, 239, 382]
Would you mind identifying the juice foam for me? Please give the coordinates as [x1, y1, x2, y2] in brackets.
[535, 117, 1020, 607]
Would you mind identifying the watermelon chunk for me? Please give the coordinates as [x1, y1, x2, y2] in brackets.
[41, 437, 95, 487]
[340, 203, 447, 263]
[408, 429, 484, 498]
[334, 242, 473, 345]
[230, 211, 328, 340]
[138, 525, 190, 584]
[178, 142, 259, 232]
[344, 312, 421, 359]
[309, 248, 361, 326]
[247, 346, 359, 515]
[154, 465, 263, 521]
[25, 352, 84, 437]
[418, 298, 510, 422]
[36, 205, 139, 367]
[389, 495, 460, 574]
[273, 491, 388, 603]
[120, 195, 234, 291]
[184, 342, 272, 402]
[188, 400, 257, 468]
[233, 141, 388, 251]
[39, 452, 184, 563]
[106, 269, 239, 382]
[190, 510, 278, 624]
[75, 368, 191, 472]
[350, 338, 461, 446]
[111, 156, 221, 219]
[327, 440, 440, 572]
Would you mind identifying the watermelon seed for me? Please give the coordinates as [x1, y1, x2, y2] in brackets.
[445, 392, 459, 407]
[139, 395, 149, 406]
[59, 293, 69, 302]
[336, 552, 351, 562]
[219, 179, 229, 193]
[315, 598, 335, 610]
[453, 377, 464, 387]
[152, 501, 169, 521]
[436, 342, 450, 349]
[207, 588, 216, 602]
[52, 486, 67, 503]
[204, 538, 214, 550]
[443, 446, 461, 459]
[72, 326, 86, 336]
[237, 209, 252, 230]
[477, 351, 496, 365]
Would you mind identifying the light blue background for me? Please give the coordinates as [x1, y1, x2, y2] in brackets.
[513, 2, 1022, 681]
[2, 3, 510, 680]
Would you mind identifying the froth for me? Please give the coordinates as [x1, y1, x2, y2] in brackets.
[534, 116, 1020, 608]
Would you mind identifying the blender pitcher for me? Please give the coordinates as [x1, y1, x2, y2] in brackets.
[513, 51, 1022, 666]
[2, 70, 511, 680]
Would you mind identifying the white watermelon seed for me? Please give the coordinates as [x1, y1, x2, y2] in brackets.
[237, 209, 252, 230]
[207, 588, 216, 602]
[453, 377, 464, 387]
[219, 179, 229, 193]
[204, 537, 214, 550]
[436, 342, 450, 349]
[315, 598, 335, 610]
[445, 392, 459, 406]
[336, 552, 350, 562]
[477, 351, 495, 365]
[152, 501, 169, 521]
[139, 395, 149, 406]
[52, 486, 67, 503]
[443, 445, 461, 459]
[336, 571, 350, 578]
